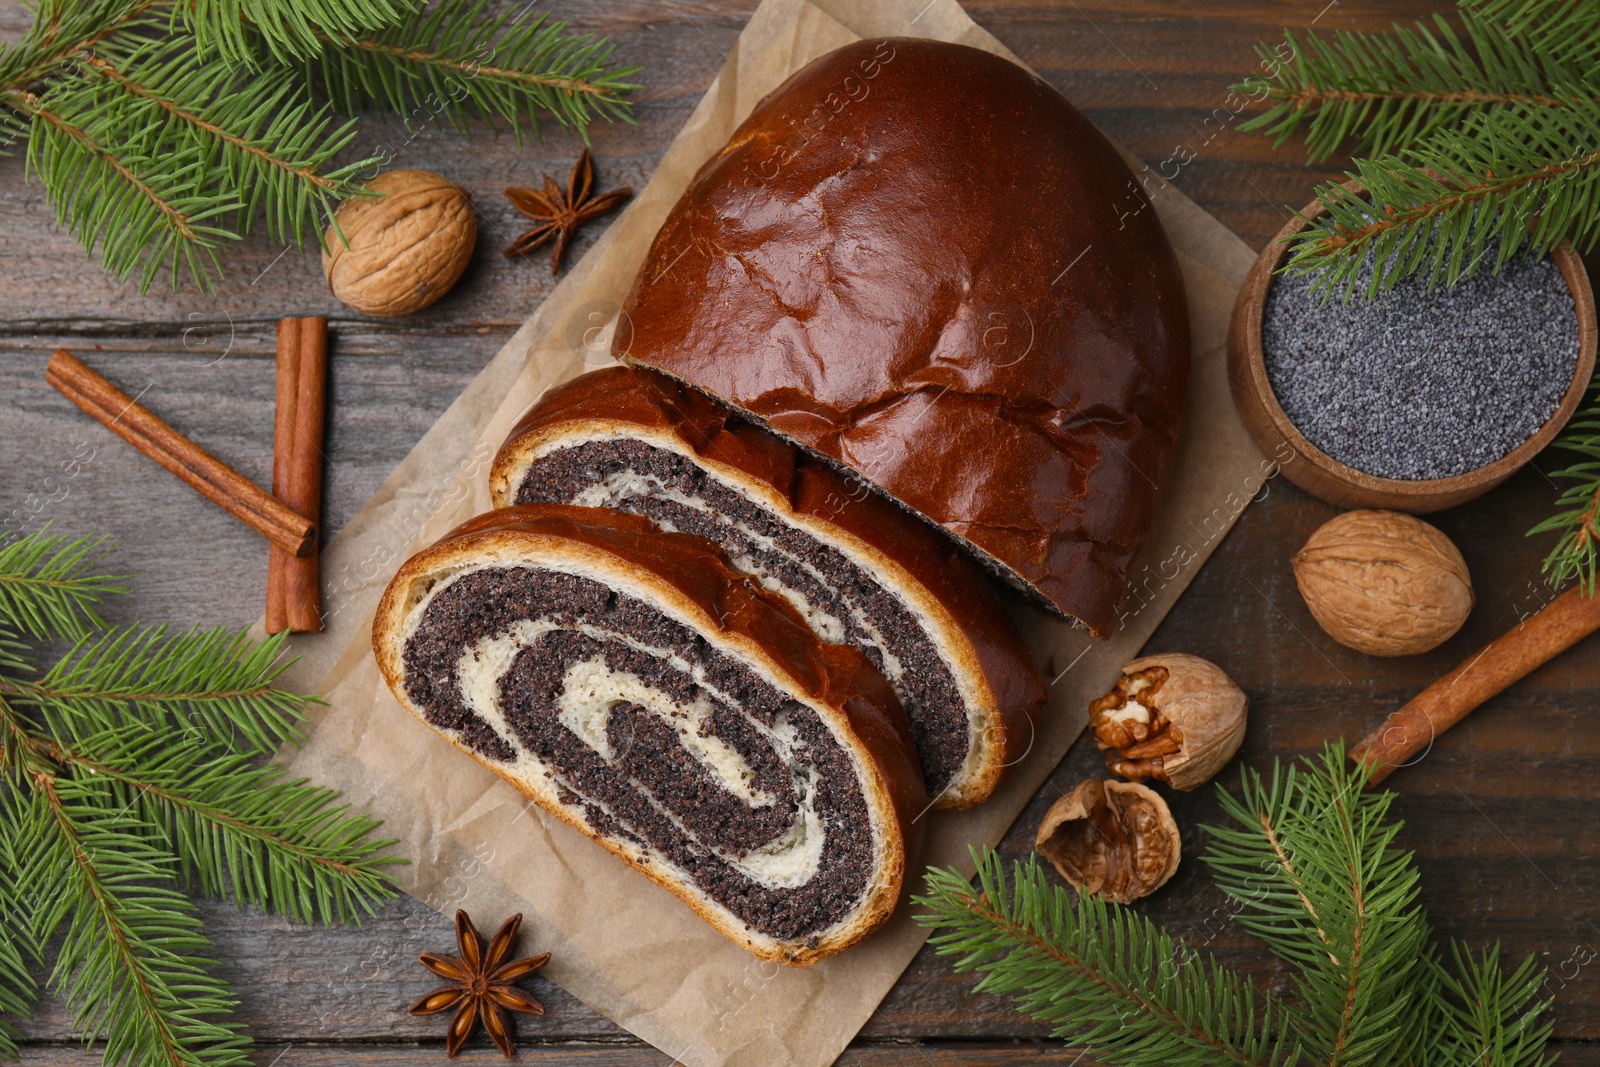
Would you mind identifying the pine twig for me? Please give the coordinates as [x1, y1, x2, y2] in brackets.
[1529, 385, 1600, 592]
[1235, 0, 1600, 594]
[1429, 942, 1555, 1066]
[1234, 0, 1600, 298]
[1234, 9, 1597, 163]
[0, 530, 399, 1065]
[0, 789, 39, 1062]
[919, 748, 1555, 1067]
[916, 852, 1298, 1067]
[1204, 746, 1433, 1063]
[14, 626, 308, 751]
[1, 0, 640, 289]
[1281, 97, 1600, 300]
[0, 4, 241, 293]
[22, 772, 253, 1067]
[0, 531, 124, 642]
[76, 31, 376, 245]
[16, 86, 239, 292]
[0, 0, 163, 99]
[176, 0, 420, 67]
[304, 0, 642, 142]
[49, 729, 400, 925]
[1471, 0, 1600, 67]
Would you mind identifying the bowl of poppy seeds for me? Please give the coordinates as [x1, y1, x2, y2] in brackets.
[1228, 182, 1597, 513]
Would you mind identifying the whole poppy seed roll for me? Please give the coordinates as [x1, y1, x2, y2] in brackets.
[616, 38, 1191, 636]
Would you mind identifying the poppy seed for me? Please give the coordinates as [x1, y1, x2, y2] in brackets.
[1261, 252, 1580, 481]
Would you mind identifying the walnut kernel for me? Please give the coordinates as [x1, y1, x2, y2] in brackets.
[1089, 653, 1246, 791]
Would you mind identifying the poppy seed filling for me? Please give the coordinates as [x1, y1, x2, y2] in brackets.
[401, 566, 875, 942]
[513, 437, 971, 795]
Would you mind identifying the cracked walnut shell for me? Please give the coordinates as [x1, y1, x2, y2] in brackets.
[1292, 509, 1474, 657]
[1035, 779, 1179, 903]
[323, 169, 476, 317]
[1088, 653, 1246, 791]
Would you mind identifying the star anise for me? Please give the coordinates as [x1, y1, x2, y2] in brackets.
[503, 149, 632, 273]
[409, 910, 551, 1058]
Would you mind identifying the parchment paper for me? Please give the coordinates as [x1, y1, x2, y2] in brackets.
[278, 1, 1271, 1063]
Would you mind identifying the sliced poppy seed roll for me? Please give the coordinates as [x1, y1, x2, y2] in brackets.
[490, 365, 1045, 809]
[373, 504, 926, 965]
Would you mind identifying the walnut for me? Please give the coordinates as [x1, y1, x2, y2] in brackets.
[322, 169, 476, 317]
[1292, 509, 1474, 657]
[1035, 779, 1179, 903]
[1088, 653, 1246, 791]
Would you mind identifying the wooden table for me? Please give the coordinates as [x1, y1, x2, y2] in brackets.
[4, 1, 1597, 1063]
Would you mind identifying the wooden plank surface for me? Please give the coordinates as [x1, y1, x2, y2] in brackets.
[6, 0, 1600, 1063]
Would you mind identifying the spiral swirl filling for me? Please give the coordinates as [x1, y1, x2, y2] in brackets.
[513, 438, 971, 795]
[401, 566, 877, 942]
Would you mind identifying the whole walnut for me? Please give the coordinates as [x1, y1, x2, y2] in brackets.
[323, 169, 475, 317]
[1035, 779, 1179, 903]
[1088, 653, 1247, 790]
[1293, 510, 1473, 657]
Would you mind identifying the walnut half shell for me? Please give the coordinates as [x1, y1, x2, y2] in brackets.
[1088, 653, 1247, 791]
[1035, 779, 1180, 903]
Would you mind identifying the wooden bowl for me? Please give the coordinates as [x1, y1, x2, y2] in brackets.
[1227, 180, 1597, 514]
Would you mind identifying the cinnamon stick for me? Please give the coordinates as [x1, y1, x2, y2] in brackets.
[46, 349, 315, 557]
[283, 318, 327, 632]
[1352, 585, 1600, 785]
[266, 321, 303, 633]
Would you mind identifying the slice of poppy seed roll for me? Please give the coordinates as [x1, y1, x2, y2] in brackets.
[373, 504, 926, 965]
[490, 366, 1045, 810]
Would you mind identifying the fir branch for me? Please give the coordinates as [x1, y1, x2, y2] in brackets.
[0, 694, 38, 777]
[19, 773, 252, 1067]
[0, 786, 39, 1062]
[177, 0, 421, 67]
[13, 626, 308, 752]
[0, 531, 398, 1064]
[0, 107, 23, 155]
[1234, 11, 1596, 163]
[78, 31, 376, 245]
[921, 748, 1554, 1067]
[916, 852, 1299, 1067]
[1429, 942, 1555, 1067]
[1529, 384, 1600, 591]
[0, 531, 124, 643]
[0, 0, 162, 100]
[48, 728, 398, 926]
[0, 1, 307, 277]
[1238, 0, 1600, 298]
[1203, 745, 1432, 1063]
[1281, 97, 1600, 299]
[16, 84, 239, 292]
[304, 0, 641, 142]
[1236, 3, 1600, 588]
[1471, 0, 1600, 67]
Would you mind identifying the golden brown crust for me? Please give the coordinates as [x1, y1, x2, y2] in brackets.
[371, 503, 925, 964]
[615, 38, 1190, 637]
[490, 365, 1046, 807]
